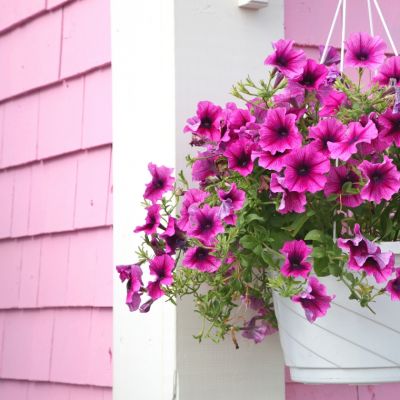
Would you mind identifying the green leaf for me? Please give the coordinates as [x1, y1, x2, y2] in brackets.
[305, 229, 324, 242]
[312, 247, 326, 259]
[313, 256, 330, 276]
[239, 235, 256, 250]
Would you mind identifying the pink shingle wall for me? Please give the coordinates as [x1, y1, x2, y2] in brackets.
[285, 0, 400, 399]
[0, 0, 112, 398]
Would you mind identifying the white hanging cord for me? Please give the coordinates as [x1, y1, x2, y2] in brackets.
[339, 0, 347, 73]
[367, 0, 374, 36]
[373, 0, 399, 56]
[320, 0, 343, 64]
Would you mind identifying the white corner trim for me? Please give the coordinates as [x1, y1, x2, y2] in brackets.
[238, 0, 269, 9]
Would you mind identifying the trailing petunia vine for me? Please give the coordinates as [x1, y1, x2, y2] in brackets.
[117, 32, 400, 346]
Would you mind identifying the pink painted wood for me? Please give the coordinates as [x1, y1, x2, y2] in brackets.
[0, 0, 112, 398]
[284, 0, 400, 398]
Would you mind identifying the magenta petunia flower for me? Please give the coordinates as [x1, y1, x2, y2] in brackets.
[358, 113, 392, 155]
[252, 149, 290, 172]
[241, 317, 277, 344]
[192, 151, 218, 182]
[184, 101, 222, 142]
[182, 246, 222, 273]
[226, 104, 255, 131]
[319, 45, 341, 66]
[280, 240, 312, 279]
[292, 276, 334, 322]
[337, 224, 378, 259]
[224, 137, 255, 176]
[379, 109, 400, 146]
[217, 183, 246, 225]
[283, 145, 330, 193]
[293, 59, 328, 90]
[374, 56, 400, 86]
[344, 32, 386, 69]
[134, 204, 161, 235]
[270, 173, 307, 214]
[319, 89, 347, 117]
[324, 165, 362, 207]
[116, 264, 143, 311]
[259, 107, 302, 155]
[160, 216, 187, 254]
[144, 163, 174, 203]
[308, 118, 346, 156]
[386, 269, 400, 301]
[187, 204, 224, 245]
[177, 189, 209, 232]
[352, 251, 395, 283]
[359, 156, 400, 204]
[264, 39, 306, 78]
[328, 120, 378, 161]
[147, 254, 174, 300]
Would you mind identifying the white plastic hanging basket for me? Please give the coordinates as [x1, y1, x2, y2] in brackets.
[274, 242, 400, 384]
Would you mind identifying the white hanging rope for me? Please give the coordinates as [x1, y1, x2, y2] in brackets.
[320, 0, 343, 64]
[373, 0, 398, 56]
[339, 0, 347, 73]
[367, 0, 374, 36]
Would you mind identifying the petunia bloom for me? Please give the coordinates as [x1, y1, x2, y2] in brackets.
[379, 109, 400, 146]
[182, 246, 222, 273]
[252, 149, 290, 172]
[147, 254, 174, 300]
[160, 216, 187, 254]
[352, 251, 395, 283]
[116, 264, 143, 311]
[359, 156, 400, 204]
[187, 204, 225, 245]
[134, 204, 161, 235]
[144, 163, 174, 203]
[184, 101, 222, 142]
[283, 145, 330, 193]
[292, 276, 334, 322]
[217, 183, 246, 224]
[386, 269, 400, 301]
[344, 32, 386, 70]
[324, 165, 362, 207]
[374, 56, 400, 86]
[319, 45, 341, 66]
[337, 224, 378, 259]
[328, 121, 378, 161]
[241, 317, 277, 344]
[259, 107, 302, 155]
[224, 137, 255, 176]
[280, 240, 312, 279]
[319, 89, 347, 117]
[270, 173, 307, 214]
[293, 59, 328, 90]
[177, 189, 208, 232]
[264, 39, 306, 78]
[308, 118, 346, 156]
[192, 151, 218, 182]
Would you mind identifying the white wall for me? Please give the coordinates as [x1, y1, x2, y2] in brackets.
[113, 1, 285, 399]
[175, 1, 285, 399]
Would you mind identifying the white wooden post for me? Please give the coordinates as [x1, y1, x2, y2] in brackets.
[113, 0, 285, 399]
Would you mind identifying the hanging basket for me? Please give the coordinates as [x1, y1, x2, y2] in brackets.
[274, 242, 400, 384]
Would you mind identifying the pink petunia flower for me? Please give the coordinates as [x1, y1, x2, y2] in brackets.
[264, 39, 306, 78]
[359, 156, 400, 204]
[270, 173, 307, 214]
[252, 149, 290, 172]
[241, 317, 277, 344]
[182, 246, 222, 273]
[319, 89, 347, 117]
[292, 276, 334, 322]
[337, 224, 378, 259]
[192, 151, 218, 182]
[344, 32, 386, 70]
[386, 269, 400, 301]
[308, 118, 346, 156]
[224, 137, 255, 176]
[319, 45, 341, 66]
[328, 120, 378, 161]
[217, 183, 246, 225]
[187, 204, 225, 245]
[292, 59, 328, 90]
[280, 240, 312, 279]
[134, 204, 161, 235]
[379, 109, 400, 146]
[374, 56, 400, 86]
[160, 216, 187, 254]
[147, 254, 174, 300]
[259, 107, 302, 155]
[324, 165, 362, 208]
[177, 189, 209, 232]
[283, 145, 330, 193]
[116, 264, 143, 311]
[184, 101, 222, 142]
[352, 251, 395, 283]
[144, 163, 174, 203]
